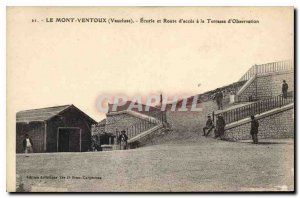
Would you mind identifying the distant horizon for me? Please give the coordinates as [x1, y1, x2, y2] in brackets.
[14, 58, 294, 122]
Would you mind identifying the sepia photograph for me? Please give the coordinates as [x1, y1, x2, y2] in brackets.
[6, 6, 294, 192]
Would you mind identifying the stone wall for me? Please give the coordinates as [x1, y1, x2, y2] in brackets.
[166, 99, 225, 134]
[239, 71, 294, 101]
[224, 107, 294, 141]
[91, 125, 105, 136]
[130, 126, 172, 148]
[105, 112, 145, 135]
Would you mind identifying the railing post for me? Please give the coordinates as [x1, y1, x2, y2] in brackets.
[233, 109, 235, 122]
[280, 95, 282, 107]
[134, 125, 136, 136]
[217, 91, 293, 126]
[128, 127, 130, 138]
[140, 122, 142, 132]
[247, 106, 250, 118]
[255, 64, 258, 75]
[116, 131, 119, 143]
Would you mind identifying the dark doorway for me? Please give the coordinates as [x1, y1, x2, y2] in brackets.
[58, 128, 81, 152]
[99, 133, 115, 145]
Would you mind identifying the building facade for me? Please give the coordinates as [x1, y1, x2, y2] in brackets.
[16, 104, 96, 153]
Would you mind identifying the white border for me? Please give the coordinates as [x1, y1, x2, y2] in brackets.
[1, 0, 298, 197]
[1, 0, 298, 6]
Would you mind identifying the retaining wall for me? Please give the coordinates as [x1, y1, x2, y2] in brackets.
[224, 105, 294, 141]
[238, 71, 294, 101]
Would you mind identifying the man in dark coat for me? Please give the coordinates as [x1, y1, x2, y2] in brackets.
[23, 134, 33, 153]
[215, 90, 223, 110]
[282, 80, 288, 99]
[118, 130, 128, 150]
[203, 115, 214, 137]
[250, 115, 259, 144]
[215, 115, 225, 139]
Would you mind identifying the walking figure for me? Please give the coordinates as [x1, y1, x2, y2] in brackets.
[203, 115, 214, 137]
[282, 80, 288, 99]
[250, 115, 259, 144]
[118, 130, 128, 150]
[23, 134, 33, 154]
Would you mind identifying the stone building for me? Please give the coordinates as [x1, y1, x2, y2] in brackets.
[91, 119, 106, 136]
[91, 119, 116, 151]
[91, 101, 166, 150]
[105, 101, 165, 136]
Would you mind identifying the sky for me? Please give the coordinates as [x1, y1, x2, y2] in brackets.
[7, 7, 294, 121]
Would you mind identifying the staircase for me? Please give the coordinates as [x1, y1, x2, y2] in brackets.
[239, 60, 293, 82]
[213, 60, 294, 125]
[214, 92, 294, 125]
[232, 60, 294, 103]
[114, 110, 168, 148]
[209, 60, 294, 141]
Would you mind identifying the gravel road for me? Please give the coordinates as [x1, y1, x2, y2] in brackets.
[16, 137, 294, 192]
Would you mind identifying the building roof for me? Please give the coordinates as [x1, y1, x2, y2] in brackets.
[16, 104, 96, 124]
[108, 101, 159, 113]
[97, 118, 106, 126]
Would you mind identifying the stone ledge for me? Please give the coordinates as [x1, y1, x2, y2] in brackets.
[107, 110, 159, 123]
[225, 103, 294, 130]
[237, 75, 256, 96]
[128, 124, 163, 143]
[256, 70, 293, 78]
[101, 144, 113, 151]
[237, 70, 293, 97]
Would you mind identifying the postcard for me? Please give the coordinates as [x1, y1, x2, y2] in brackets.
[6, 6, 294, 192]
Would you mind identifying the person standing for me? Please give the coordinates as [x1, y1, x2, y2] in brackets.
[215, 115, 225, 139]
[218, 115, 226, 139]
[250, 115, 259, 144]
[282, 80, 289, 99]
[118, 130, 128, 150]
[203, 115, 214, 137]
[23, 134, 33, 153]
[215, 90, 223, 110]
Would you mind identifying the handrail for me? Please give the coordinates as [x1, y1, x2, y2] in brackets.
[128, 123, 164, 143]
[131, 108, 167, 122]
[239, 60, 293, 82]
[117, 111, 167, 140]
[214, 92, 294, 124]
